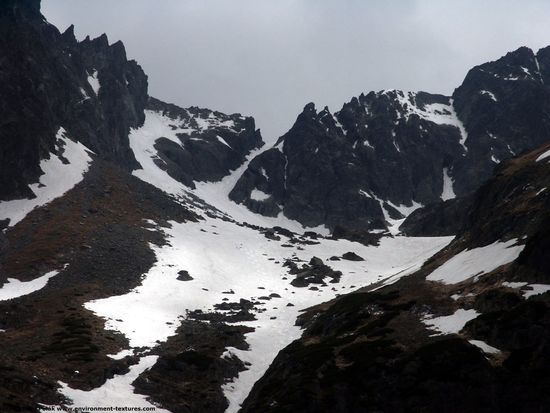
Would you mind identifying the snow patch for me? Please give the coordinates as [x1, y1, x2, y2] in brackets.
[441, 168, 455, 201]
[423, 309, 479, 335]
[107, 349, 134, 360]
[387, 91, 468, 152]
[536, 149, 550, 162]
[87, 70, 101, 95]
[363, 139, 374, 149]
[250, 189, 271, 201]
[216, 135, 232, 149]
[0, 128, 93, 227]
[523, 284, 550, 299]
[0, 270, 60, 302]
[427, 239, 524, 284]
[502, 281, 528, 289]
[129, 110, 196, 199]
[480, 90, 497, 101]
[332, 113, 347, 136]
[469, 339, 500, 354]
[501, 281, 550, 298]
[193, 113, 236, 131]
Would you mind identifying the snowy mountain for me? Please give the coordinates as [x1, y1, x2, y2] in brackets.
[0, 1, 549, 412]
[231, 46, 550, 232]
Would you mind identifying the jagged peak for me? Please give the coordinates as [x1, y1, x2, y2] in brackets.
[470, 46, 538, 79]
[61, 24, 76, 44]
[82, 33, 110, 48]
[111, 40, 127, 60]
[537, 45, 550, 58]
[302, 102, 317, 114]
[62, 24, 75, 37]
[503, 45, 535, 61]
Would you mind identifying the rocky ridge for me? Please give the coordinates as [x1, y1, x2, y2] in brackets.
[231, 47, 550, 231]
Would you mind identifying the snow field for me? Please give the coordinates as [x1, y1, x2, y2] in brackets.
[85, 214, 451, 412]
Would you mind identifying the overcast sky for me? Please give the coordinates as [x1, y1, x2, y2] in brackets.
[43, 0, 550, 142]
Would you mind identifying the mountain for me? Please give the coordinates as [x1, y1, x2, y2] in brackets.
[239, 142, 550, 413]
[0, 1, 549, 412]
[0, 0, 263, 227]
[230, 47, 550, 231]
[0, 0, 148, 200]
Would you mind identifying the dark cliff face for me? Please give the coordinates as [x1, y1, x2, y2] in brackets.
[451, 46, 550, 195]
[230, 92, 466, 230]
[0, 3, 148, 200]
[231, 46, 550, 231]
[239, 143, 550, 413]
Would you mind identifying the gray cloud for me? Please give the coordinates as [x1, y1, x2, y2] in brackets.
[43, 0, 550, 142]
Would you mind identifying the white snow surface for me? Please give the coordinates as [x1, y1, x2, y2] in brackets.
[0, 128, 92, 227]
[85, 215, 452, 412]
[502, 281, 528, 289]
[57, 356, 169, 412]
[480, 90, 497, 101]
[469, 339, 501, 354]
[250, 188, 271, 201]
[216, 135, 233, 148]
[426, 239, 524, 284]
[536, 149, 550, 162]
[87, 70, 101, 95]
[423, 309, 480, 335]
[441, 167, 456, 201]
[523, 284, 550, 299]
[0, 270, 60, 302]
[501, 281, 550, 299]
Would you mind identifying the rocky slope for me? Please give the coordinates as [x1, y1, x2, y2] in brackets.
[231, 47, 550, 230]
[239, 143, 550, 413]
[1, 0, 550, 412]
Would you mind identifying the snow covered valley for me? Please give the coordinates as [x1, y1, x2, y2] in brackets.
[2, 6, 550, 409]
[78, 214, 451, 412]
